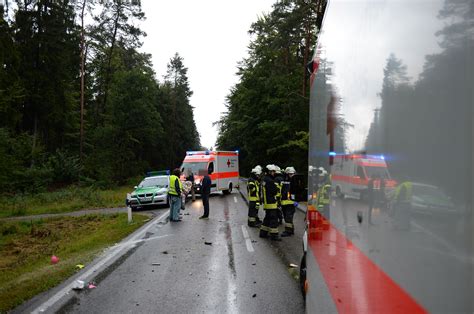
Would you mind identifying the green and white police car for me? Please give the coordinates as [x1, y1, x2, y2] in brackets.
[127, 171, 170, 210]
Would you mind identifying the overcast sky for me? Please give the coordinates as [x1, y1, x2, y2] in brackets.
[140, 0, 276, 149]
[318, 0, 443, 152]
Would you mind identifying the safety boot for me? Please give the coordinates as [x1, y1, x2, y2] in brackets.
[281, 231, 294, 237]
[270, 234, 282, 241]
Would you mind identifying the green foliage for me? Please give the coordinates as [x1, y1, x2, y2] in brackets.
[0, 213, 148, 312]
[216, 0, 321, 175]
[0, 1, 200, 193]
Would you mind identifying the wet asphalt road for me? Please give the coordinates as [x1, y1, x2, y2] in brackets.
[60, 191, 305, 313]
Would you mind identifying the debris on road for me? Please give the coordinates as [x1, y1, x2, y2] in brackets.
[88, 282, 97, 289]
[252, 263, 256, 266]
[76, 264, 85, 270]
[51, 255, 59, 264]
[252, 294, 257, 298]
[204, 242, 212, 245]
[162, 251, 168, 254]
[289, 263, 298, 268]
[151, 263, 161, 266]
[72, 280, 85, 290]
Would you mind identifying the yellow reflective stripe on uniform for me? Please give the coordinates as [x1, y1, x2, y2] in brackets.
[269, 227, 279, 234]
[248, 217, 256, 222]
[285, 223, 294, 228]
[260, 225, 271, 232]
[248, 181, 259, 201]
[264, 203, 277, 209]
[276, 182, 282, 200]
[281, 200, 294, 206]
[262, 184, 277, 209]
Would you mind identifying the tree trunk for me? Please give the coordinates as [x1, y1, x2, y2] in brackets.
[79, 0, 86, 161]
[101, 4, 121, 119]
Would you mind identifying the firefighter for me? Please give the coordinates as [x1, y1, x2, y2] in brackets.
[316, 168, 331, 220]
[259, 164, 282, 241]
[247, 166, 262, 227]
[280, 166, 297, 237]
[274, 165, 284, 225]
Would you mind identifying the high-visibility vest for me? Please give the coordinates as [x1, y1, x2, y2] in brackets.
[168, 175, 182, 196]
[262, 175, 278, 210]
[394, 182, 412, 202]
[317, 184, 331, 207]
[247, 178, 260, 202]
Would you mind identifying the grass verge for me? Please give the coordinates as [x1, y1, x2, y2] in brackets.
[0, 213, 148, 312]
[0, 185, 132, 218]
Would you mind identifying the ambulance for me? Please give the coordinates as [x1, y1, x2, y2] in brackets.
[331, 154, 397, 200]
[180, 151, 239, 194]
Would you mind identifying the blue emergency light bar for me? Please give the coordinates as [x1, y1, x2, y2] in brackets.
[146, 170, 170, 177]
[329, 151, 336, 156]
[186, 151, 209, 156]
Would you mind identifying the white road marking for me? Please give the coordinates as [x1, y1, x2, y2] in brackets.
[241, 225, 254, 252]
[32, 211, 170, 314]
[410, 221, 472, 264]
[233, 196, 238, 203]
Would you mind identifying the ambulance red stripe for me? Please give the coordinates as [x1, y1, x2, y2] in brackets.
[212, 171, 239, 179]
[331, 174, 368, 185]
[309, 213, 427, 314]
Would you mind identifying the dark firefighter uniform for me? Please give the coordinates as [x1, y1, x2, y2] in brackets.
[280, 175, 295, 236]
[259, 173, 281, 241]
[274, 173, 284, 225]
[247, 174, 261, 227]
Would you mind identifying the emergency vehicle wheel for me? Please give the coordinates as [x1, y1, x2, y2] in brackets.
[336, 186, 344, 199]
[299, 253, 307, 298]
[223, 183, 233, 195]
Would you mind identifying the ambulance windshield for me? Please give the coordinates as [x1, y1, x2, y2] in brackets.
[182, 162, 207, 175]
[365, 166, 390, 179]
